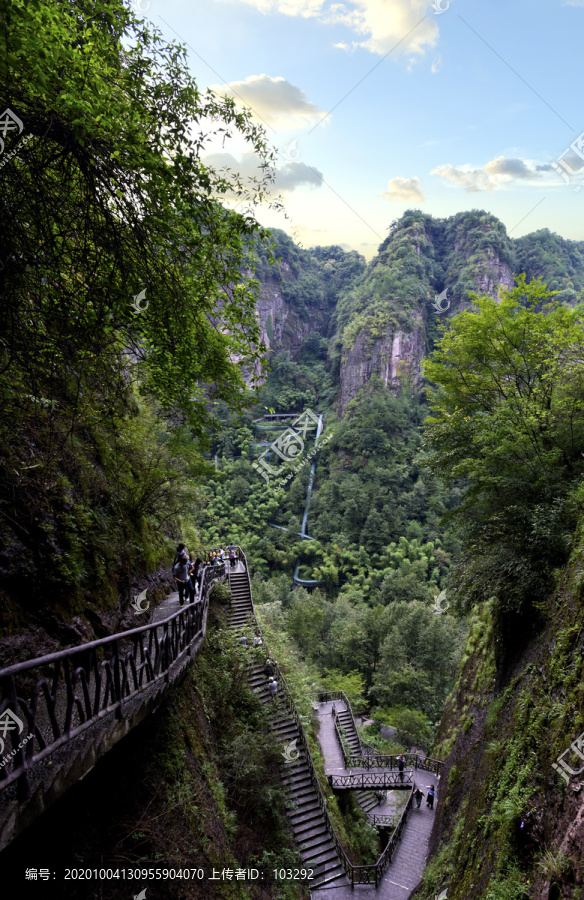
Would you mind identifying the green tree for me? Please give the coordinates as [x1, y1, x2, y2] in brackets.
[423, 276, 584, 613]
[0, 0, 279, 600]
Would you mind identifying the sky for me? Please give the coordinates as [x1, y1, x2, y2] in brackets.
[133, 0, 584, 259]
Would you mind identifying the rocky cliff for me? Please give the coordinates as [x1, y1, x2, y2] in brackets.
[253, 229, 366, 365]
[413, 523, 584, 900]
[332, 210, 516, 413]
[255, 216, 584, 415]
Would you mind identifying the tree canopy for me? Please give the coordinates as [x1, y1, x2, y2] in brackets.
[1, 0, 277, 441]
[0, 0, 278, 602]
[423, 276, 584, 612]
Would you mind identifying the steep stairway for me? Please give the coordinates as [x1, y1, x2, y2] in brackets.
[226, 565, 349, 890]
[248, 665, 348, 889]
[335, 706, 361, 757]
[227, 569, 254, 628]
[355, 788, 382, 816]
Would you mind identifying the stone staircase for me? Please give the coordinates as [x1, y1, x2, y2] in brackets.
[335, 706, 361, 756]
[333, 704, 384, 821]
[227, 570, 254, 628]
[355, 788, 382, 816]
[248, 666, 347, 889]
[227, 567, 349, 890]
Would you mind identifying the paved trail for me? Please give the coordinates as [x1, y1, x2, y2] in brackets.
[311, 700, 439, 900]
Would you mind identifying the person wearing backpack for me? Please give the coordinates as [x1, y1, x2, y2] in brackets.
[413, 787, 425, 809]
[228, 545, 236, 568]
[268, 677, 278, 701]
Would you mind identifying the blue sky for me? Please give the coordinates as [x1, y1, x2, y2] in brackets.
[138, 0, 584, 258]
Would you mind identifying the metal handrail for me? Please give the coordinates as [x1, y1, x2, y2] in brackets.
[0, 561, 226, 795]
[317, 689, 365, 753]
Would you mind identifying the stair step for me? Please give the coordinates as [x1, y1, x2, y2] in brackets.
[293, 812, 327, 837]
[303, 846, 340, 867]
[297, 833, 332, 856]
[311, 867, 347, 889]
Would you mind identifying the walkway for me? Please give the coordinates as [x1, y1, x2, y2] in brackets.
[312, 698, 439, 899]
[0, 559, 225, 851]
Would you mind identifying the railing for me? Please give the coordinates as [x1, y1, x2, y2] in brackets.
[0, 560, 225, 797]
[317, 690, 443, 776]
[328, 772, 413, 789]
[317, 689, 364, 750]
[237, 549, 364, 886]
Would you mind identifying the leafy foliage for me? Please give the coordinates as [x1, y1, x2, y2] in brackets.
[423, 276, 584, 614]
[0, 0, 277, 608]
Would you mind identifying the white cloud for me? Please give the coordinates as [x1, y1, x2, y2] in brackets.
[381, 176, 425, 202]
[222, 0, 439, 56]
[431, 156, 553, 192]
[209, 74, 326, 129]
[274, 161, 323, 190]
[431, 54, 442, 74]
[202, 151, 323, 196]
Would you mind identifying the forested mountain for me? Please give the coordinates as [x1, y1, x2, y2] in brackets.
[2, 0, 584, 891]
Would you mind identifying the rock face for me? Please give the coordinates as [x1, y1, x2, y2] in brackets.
[339, 318, 426, 413]
[256, 261, 329, 357]
[336, 209, 517, 413]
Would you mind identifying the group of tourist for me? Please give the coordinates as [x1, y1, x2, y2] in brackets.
[413, 784, 436, 809]
[172, 544, 204, 606]
[264, 658, 278, 700]
[208, 546, 238, 568]
[172, 543, 239, 605]
[398, 754, 437, 809]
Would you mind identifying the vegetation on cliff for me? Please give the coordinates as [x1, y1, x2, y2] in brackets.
[0, 0, 276, 638]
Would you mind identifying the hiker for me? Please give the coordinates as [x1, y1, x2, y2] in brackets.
[188, 556, 202, 601]
[268, 677, 278, 701]
[172, 551, 192, 607]
[426, 785, 436, 809]
[219, 547, 225, 563]
[228, 544, 237, 568]
[193, 557, 203, 591]
[240, 635, 247, 646]
[264, 659, 275, 677]
[398, 754, 405, 783]
[253, 636, 262, 647]
[413, 787, 424, 809]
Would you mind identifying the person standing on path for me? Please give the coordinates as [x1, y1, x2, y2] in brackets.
[413, 787, 424, 808]
[398, 754, 405, 783]
[268, 677, 278, 702]
[426, 785, 436, 809]
[190, 557, 203, 598]
[173, 542, 186, 566]
[228, 544, 237, 568]
[172, 551, 192, 607]
[264, 659, 275, 677]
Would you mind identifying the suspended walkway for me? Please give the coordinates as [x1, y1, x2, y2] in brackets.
[0, 557, 227, 851]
